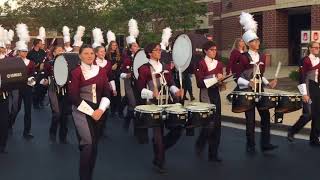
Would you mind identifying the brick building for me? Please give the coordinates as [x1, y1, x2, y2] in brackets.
[197, 0, 320, 66]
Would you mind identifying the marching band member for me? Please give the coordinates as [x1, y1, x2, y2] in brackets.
[121, 19, 140, 131]
[9, 23, 36, 139]
[136, 43, 183, 173]
[92, 28, 115, 137]
[0, 26, 7, 59]
[72, 26, 85, 53]
[194, 41, 223, 162]
[0, 27, 10, 153]
[45, 45, 70, 144]
[63, 26, 73, 52]
[226, 38, 247, 76]
[68, 44, 111, 180]
[237, 12, 278, 153]
[106, 31, 123, 117]
[288, 41, 320, 146]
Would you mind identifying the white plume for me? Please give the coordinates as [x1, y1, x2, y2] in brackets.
[92, 27, 104, 48]
[160, 27, 172, 50]
[63, 26, 70, 37]
[73, 25, 85, 47]
[107, 30, 116, 45]
[7, 29, 14, 42]
[239, 12, 257, 33]
[128, 18, 139, 38]
[15, 23, 30, 42]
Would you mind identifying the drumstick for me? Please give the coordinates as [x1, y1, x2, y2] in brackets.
[178, 67, 183, 89]
[274, 62, 282, 79]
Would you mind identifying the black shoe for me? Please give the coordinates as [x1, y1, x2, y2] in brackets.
[190, 96, 195, 101]
[152, 160, 167, 174]
[261, 144, 278, 152]
[287, 131, 295, 142]
[309, 140, 320, 147]
[23, 132, 34, 140]
[59, 139, 68, 144]
[49, 134, 56, 143]
[183, 96, 189, 101]
[208, 155, 222, 162]
[195, 145, 203, 159]
[246, 146, 256, 154]
[0, 147, 8, 154]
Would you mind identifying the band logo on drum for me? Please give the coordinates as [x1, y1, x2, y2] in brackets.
[6, 73, 23, 79]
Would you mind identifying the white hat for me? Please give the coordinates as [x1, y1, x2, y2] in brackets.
[239, 12, 258, 44]
[15, 23, 30, 51]
[36, 26, 46, 44]
[92, 27, 104, 48]
[63, 26, 71, 43]
[15, 40, 28, 51]
[73, 26, 85, 47]
[160, 27, 172, 50]
[126, 19, 139, 45]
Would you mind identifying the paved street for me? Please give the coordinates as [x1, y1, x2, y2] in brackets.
[0, 105, 319, 180]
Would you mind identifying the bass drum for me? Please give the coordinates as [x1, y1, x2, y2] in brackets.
[0, 57, 28, 91]
[53, 53, 80, 86]
[133, 49, 149, 79]
[172, 33, 207, 72]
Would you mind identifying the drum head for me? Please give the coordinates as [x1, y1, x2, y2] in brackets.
[54, 55, 68, 86]
[185, 105, 209, 112]
[133, 49, 149, 79]
[135, 105, 163, 113]
[165, 106, 187, 114]
[172, 34, 192, 72]
[187, 102, 216, 110]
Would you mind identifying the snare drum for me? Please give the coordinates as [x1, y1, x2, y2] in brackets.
[134, 105, 163, 128]
[231, 91, 255, 113]
[256, 92, 278, 110]
[164, 105, 187, 128]
[276, 93, 302, 113]
[185, 104, 211, 128]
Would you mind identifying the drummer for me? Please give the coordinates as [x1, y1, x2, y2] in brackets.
[9, 26, 36, 139]
[120, 36, 139, 132]
[45, 45, 70, 144]
[194, 41, 224, 162]
[68, 44, 111, 180]
[288, 41, 320, 146]
[136, 42, 184, 173]
[237, 12, 278, 153]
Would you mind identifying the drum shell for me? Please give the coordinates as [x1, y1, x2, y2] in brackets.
[256, 95, 278, 110]
[0, 57, 28, 91]
[185, 110, 211, 128]
[276, 95, 302, 113]
[134, 111, 162, 128]
[231, 94, 255, 113]
[164, 112, 187, 129]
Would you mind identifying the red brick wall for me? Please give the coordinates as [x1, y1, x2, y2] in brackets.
[220, 16, 242, 50]
[262, 10, 288, 48]
[208, 2, 222, 16]
[221, 0, 275, 14]
[311, 5, 320, 30]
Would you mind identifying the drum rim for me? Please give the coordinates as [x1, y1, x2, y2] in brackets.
[135, 105, 163, 113]
[231, 91, 256, 95]
[165, 106, 187, 114]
